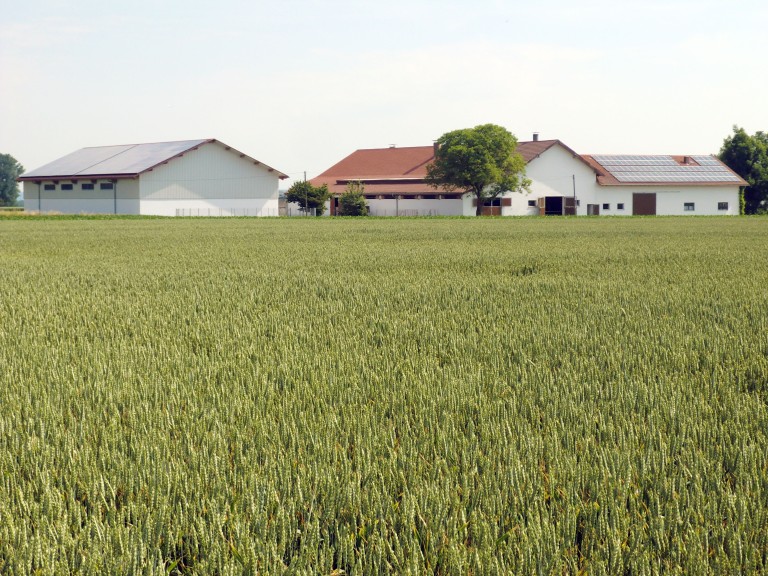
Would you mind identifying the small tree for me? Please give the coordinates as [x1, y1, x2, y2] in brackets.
[0, 153, 24, 206]
[426, 124, 530, 216]
[719, 126, 768, 214]
[337, 181, 368, 216]
[285, 180, 330, 216]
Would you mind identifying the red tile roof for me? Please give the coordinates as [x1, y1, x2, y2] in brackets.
[310, 146, 436, 195]
[310, 140, 747, 197]
[310, 140, 574, 197]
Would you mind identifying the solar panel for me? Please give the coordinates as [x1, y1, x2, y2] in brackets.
[22, 139, 209, 178]
[593, 155, 678, 166]
[593, 154, 741, 183]
[691, 155, 721, 165]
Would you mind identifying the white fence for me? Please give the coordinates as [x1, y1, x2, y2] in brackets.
[281, 207, 318, 217]
[175, 208, 280, 217]
[366, 208, 440, 217]
[174, 207, 440, 217]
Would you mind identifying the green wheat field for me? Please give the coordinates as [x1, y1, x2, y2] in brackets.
[0, 216, 767, 575]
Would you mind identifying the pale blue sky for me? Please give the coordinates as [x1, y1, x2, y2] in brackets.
[2, 0, 766, 188]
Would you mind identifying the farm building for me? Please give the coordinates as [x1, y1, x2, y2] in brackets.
[18, 139, 288, 216]
[309, 136, 746, 216]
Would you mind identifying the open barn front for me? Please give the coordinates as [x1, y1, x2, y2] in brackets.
[537, 196, 576, 216]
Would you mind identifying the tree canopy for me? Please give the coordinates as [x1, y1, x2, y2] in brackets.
[719, 126, 768, 214]
[337, 181, 368, 216]
[425, 124, 530, 216]
[0, 153, 24, 206]
[284, 180, 330, 216]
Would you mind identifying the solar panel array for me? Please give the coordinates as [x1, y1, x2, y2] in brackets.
[23, 140, 210, 178]
[592, 155, 742, 183]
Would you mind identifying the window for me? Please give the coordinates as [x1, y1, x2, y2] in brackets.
[718, 202, 728, 211]
[617, 203, 625, 210]
[44, 184, 55, 191]
[61, 183, 73, 191]
[81, 183, 94, 190]
[602, 203, 610, 210]
[684, 202, 695, 211]
[528, 200, 536, 207]
[100, 182, 114, 190]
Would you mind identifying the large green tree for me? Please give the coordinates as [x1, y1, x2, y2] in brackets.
[719, 126, 768, 214]
[0, 153, 24, 206]
[426, 124, 530, 216]
[285, 180, 330, 216]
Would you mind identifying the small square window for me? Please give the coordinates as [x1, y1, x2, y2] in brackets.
[718, 202, 728, 211]
[44, 184, 55, 191]
[576, 199, 580, 206]
[81, 183, 94, 190]
[528, 200, 536, 207]
[684, 202, 695, 211]
[100, 182, 114, 190]
[61, 183, 73, 191]
[617, 203, 624, 210]
[602, 203, 610, 210]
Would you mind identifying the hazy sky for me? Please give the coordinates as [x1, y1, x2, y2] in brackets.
[2, 0, 766, 188]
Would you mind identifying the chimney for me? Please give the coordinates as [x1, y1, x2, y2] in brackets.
[533, 132, 539, 142]
[433, 141, 439, 156]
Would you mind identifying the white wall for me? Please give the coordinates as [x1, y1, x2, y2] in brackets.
[22, 179, 140, 214]
[144, 198, 278, 217]
[651, 187, 738, 215]
[585, 187, 738, 216]
[139, 141, 280, 216]
[496, 143, 599, 216]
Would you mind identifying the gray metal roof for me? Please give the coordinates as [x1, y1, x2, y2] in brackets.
[591, 154, 744, 184]
[21, 139, 209, 179]
[20, 139, 288, 180]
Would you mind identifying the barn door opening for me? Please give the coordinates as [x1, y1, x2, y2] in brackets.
[633, 193, 656, 215]
[537, 196, 565, 215]
[544, 196, 563, 215]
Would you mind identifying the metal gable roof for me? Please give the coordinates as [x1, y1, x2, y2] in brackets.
[20, 139, 210, 179]
[19, 139, 289, 181]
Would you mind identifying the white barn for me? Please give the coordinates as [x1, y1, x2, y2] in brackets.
[19, 139, 288, 216]
[506, 138, 746, 216]
[310, 137, 745, 216]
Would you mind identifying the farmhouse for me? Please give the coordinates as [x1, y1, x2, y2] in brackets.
[309, 136, 746, 216]
[18, 139, 288, 216]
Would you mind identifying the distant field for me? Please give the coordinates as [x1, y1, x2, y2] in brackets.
[0, 216, 766, 574]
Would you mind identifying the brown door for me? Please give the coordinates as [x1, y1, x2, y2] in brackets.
[633, 193, 656, 215]
[587, 204, 600, 215]
[481, 206, 501, 216]
[537, 197, 546, 216]
[564, 197, 576, 215]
